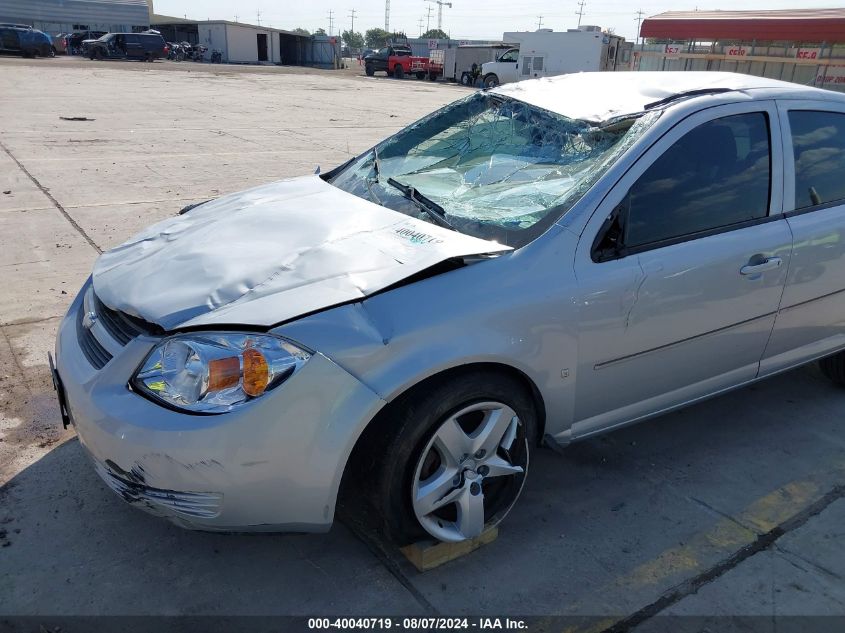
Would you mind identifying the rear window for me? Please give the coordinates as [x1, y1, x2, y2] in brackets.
[788, 110, 845, 209]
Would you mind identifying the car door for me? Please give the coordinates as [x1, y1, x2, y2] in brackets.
[124, 34, 143, 59]
[761, 102, 845, 374]
[497, 48, 519, 83]
[571, 101, 793, 437]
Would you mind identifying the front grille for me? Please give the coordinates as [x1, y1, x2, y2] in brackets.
[93, 294, 151, 345]
[76, 289, 158, 369]
[77, 304, 112, 369]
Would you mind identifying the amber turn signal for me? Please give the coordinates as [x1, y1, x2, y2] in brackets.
[208, 356, 240, 390]
[242, 347, 270, 397]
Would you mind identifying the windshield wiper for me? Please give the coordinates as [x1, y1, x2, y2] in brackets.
[386, 177, 456, 231]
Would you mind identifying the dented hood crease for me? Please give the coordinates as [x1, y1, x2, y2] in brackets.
[92, 176, 511, 329]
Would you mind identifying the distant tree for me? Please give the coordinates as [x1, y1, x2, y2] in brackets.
[291, 27, 310, 35]
[314, 27, 327, 35]
[365, 27, 391, 47]
[421, 28, 448, 40]
[341, 29, 364, 49]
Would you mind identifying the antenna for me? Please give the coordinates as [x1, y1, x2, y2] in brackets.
[634, 9, 644, 45]
[384, 0, 390, 31]
[349, 8, 357, 34]
[575, 0, 586, 27]
[537, 15, 543, 29]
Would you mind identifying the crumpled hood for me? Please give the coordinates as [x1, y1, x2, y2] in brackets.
[93, 175, 511, 330]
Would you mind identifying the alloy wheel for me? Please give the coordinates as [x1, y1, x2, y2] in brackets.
[411, 401, 528, 542]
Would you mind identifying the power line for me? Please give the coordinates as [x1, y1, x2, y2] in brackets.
[634, 8, 644, 45]
[575, 0, 586, 27]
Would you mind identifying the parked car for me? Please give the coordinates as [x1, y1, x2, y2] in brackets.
[67, 30, 106, 55]
[52, 32, 69, 54]
[86, 32, 168, 61]
[363, 44, 423, 78]
[0, 25, 55, 57]
[52, 71, 845, 544]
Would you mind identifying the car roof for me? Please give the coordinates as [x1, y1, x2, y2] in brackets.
[491, 71, 844, 123]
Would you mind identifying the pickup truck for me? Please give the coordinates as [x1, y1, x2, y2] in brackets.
[364, 44, 440, 80]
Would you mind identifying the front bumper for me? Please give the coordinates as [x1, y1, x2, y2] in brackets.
[54, 283, 386, 532]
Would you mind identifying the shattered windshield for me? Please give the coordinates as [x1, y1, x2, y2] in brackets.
[329, 92, 658, 247]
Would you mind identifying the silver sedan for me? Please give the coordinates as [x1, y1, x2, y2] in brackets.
[53, 72, 845, 543]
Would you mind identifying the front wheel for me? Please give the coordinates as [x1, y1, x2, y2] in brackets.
[483, 73, 499, 88]
[365, 64, 374, 76]
[377, 372, 535, 544]
[393, 64, 404, 79]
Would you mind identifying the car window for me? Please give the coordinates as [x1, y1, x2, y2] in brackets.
[788, 110, 845, 209]
[499, 49, 518, 62]
[624, 112, 771, 250]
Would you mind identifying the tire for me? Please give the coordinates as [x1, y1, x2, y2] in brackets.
[393, 64, 404, 79]
[483, 73, 499, 89]
[460, 72, 471, 86]
[50, 46, 57, 57]
[819, 351, 845, 385]
[428, 72, 438, 81]
[365, 64, 374, 76]
[415, 71, 426, 80]
[376, 371, 536, 545]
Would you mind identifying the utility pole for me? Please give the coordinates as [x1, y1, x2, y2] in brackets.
[348, 8, 356, 34]
[384, 0, 390, 31]
[417, 17, 425, 36]
[256, 9, 261, 25]
[327, 10, 334, 35]
[536, 15, 543, 29]
[425, 0, 452, 31]
[634, 9, 644, 45]
[425, 6, 433, 32]
[234, 13, 238, 22]
[575, 0, 586, 27]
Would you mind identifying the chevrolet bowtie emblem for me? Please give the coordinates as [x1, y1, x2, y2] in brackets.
[82, 310, 98, 331]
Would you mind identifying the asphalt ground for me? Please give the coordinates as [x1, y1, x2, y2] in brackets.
[0, 55, 843, 632]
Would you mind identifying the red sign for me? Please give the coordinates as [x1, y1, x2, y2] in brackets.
[664, 45, 681, 55]
[726, 46, 748, 57]
[796, 47, 821, 60]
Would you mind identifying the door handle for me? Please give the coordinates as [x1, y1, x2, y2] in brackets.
[740, 256, 782, 276]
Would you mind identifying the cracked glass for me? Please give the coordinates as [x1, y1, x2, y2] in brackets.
[330, 92, 658, 247]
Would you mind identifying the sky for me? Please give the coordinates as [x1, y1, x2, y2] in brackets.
[152, 0, 845, 42]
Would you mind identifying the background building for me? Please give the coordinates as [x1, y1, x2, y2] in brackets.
[0, 0, 150, 33]
[151, 15, 341, 67]
[636, 9, 845, 91]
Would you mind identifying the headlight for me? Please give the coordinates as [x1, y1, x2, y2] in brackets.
[132, 332, 311, 413]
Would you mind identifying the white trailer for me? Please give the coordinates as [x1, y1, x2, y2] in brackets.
[441, 44, 513, 84]
[480, 28, 630, 88]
